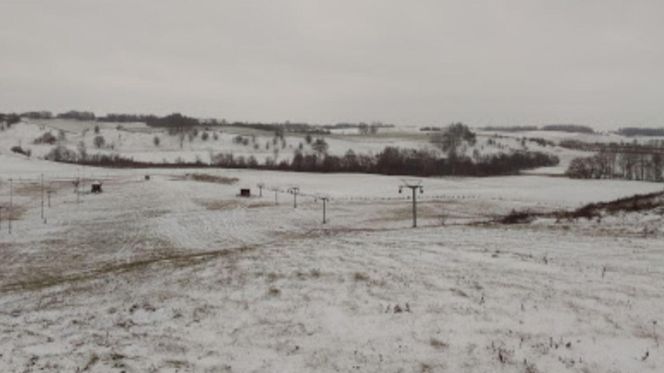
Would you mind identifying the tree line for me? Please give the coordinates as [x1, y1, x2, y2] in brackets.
[480, 124, 594, 134]
[39, 121, 558, 176]
[617, 127, 664, 137]
[45, 142, 558, 177]
[567, 148, 664, 181]
[0, 113, 21, 128]
[10, 110, 394, 136]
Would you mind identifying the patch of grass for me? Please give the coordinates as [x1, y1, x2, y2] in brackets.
[450, 288, 469, 298]
[164, 359, 189, 368]
[419, 363, 433, 373]
[81, 353, 99, 371]
[0, 203, 28, 221]
[1, 245, 255, 293]
[353, 272, 370, 281]
[569, 190, 664, 218]
[496, 191, 664, 225]
[175, 173, 239, 184]
[499, 210, 537, 224]
[429, 338, 449, 350]
[191, 173, 238, 184]
[196, 199, 242, 210]
[13, 182, 42, 196]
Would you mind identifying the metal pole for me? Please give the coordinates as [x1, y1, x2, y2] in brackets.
[41, 174, 44, 221]
[323, 198, 327, 224]
[76, 169, 80, 204]
[9, 178, 12, 234]
[288, 187, 299, 208]
[48, 190, 52, 208]
[412, 187, 417, 228]
[399, 180, 423, 229]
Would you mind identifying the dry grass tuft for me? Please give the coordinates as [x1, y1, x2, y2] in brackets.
[0, 203, 28, 220]
[353, 272, 370, 281]
[429, 338, 449, 350]
[196, 199, 242, 210]
[176, 173, 239, 184]
[450, 287, 469, 298]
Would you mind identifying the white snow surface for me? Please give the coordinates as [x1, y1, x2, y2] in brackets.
[1, 127, 663, 372]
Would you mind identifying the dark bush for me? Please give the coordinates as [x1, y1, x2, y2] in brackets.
[45, 145, 77, 162]
[57, 110, 95, 121]
[541, 124, 594, 134]
[93, 135, 106, 148]
[11, 145, 31, 157]
[33, 132, 58, 145]
[499, 210, 537, 224]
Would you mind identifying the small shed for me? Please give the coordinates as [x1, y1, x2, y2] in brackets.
[91, 181, 103, 193]
[239, 188, 251, 197]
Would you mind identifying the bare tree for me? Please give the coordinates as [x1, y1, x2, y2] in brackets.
[430, 122, 476, 157]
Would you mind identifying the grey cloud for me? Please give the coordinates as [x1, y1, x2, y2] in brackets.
[1, 0, 663, 128]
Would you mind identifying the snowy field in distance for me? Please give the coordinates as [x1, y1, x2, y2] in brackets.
[1, 153, 663, 372]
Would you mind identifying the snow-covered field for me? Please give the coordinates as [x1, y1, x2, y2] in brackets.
[1, 120, 434, 165]
[2, 120, 578, 169]
[1, 145, 663, 372]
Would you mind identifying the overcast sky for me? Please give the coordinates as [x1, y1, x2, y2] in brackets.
[1, 0, 663, 128]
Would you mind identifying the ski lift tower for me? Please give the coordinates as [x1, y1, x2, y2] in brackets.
[399, 179, 424, 228]
[287, 186, 300, 208]
[315, 195, 330, 224]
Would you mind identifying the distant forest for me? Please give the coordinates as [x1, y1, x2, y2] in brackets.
[0, 113, 21, 126]
[480, 126, 539, 132]
[1, 110, 397, 135]
[12, 110, 664, 140]
[480, 124, 595, 134]
[617, 127, 664, 137]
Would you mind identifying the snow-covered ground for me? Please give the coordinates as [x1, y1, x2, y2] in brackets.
[1, 151, 663, 372]
[477, 129, 664, 146]
[1, 120, 433, 164]
[2, 120, 579, 169]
